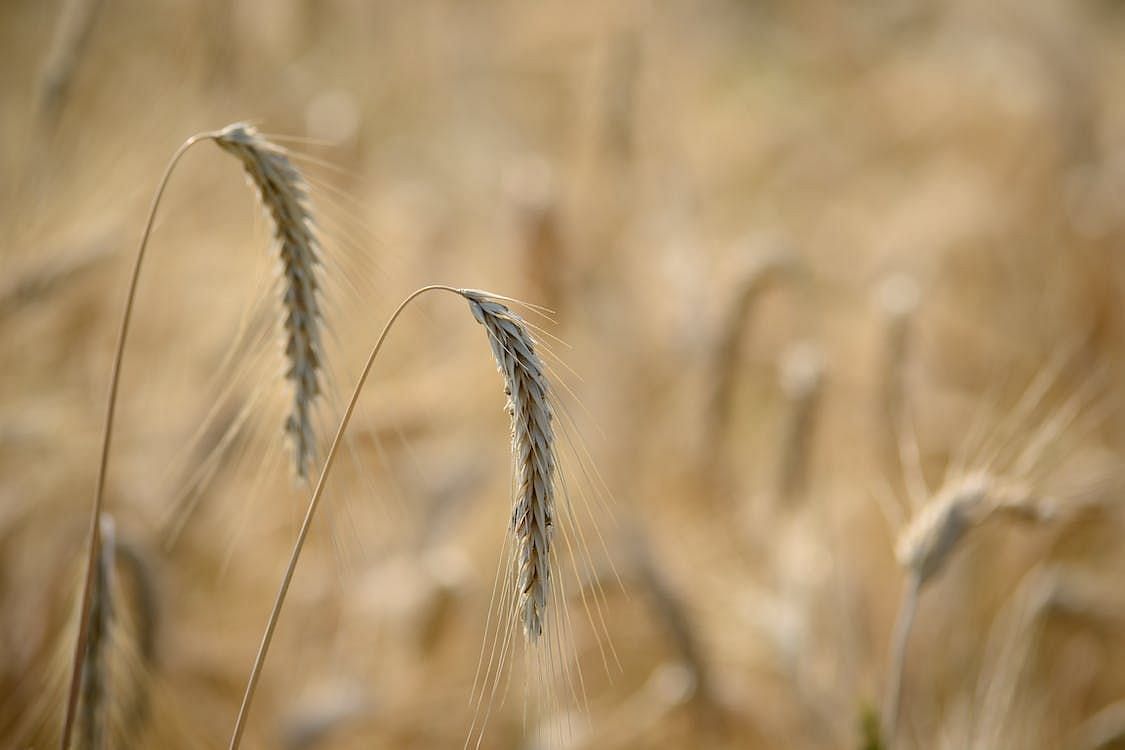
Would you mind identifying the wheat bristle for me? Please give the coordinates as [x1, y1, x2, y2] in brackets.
[463, 290, 555, 642]
[215, 123, 324, 481]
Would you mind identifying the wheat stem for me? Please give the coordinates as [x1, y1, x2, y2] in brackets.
[61, 131, 212, 750]
[228, 284, 460, 750]
[883, 572, 920, 746]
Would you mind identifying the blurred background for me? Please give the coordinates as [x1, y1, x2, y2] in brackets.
[5, 0, 1125, 748]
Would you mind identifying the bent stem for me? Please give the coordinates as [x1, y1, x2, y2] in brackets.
[61, 131, 214, 750]
[882, 572, 921, 746]
[228, 284, 461, 750]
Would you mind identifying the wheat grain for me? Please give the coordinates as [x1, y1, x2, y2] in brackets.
[215, 123, 324, 481]
[463, 290, 556, 642]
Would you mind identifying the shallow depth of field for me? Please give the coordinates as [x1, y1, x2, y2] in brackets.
[5, 1, 1125, 748]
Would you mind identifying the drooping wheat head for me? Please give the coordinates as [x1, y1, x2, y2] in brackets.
[214, 123, 323, 481]
[463, 290, 556, 642]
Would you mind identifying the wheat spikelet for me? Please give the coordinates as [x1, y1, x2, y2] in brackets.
[463, 290, 556, 642]
[214, 122, 323, 481]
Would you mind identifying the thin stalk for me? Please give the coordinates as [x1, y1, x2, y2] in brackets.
[883, 572, 921, 746]
[61, 131, 213, 750]
[228, 284, 460, 750]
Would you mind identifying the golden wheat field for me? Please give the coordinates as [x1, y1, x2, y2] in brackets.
[5, 1, 1125, 748]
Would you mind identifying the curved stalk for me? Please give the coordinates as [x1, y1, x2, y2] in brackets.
[61, 131, 214, 750]
[228, 284, 461, 750]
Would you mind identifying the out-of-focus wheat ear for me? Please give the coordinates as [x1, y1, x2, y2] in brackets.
[703, 244, 793, 477]
[873, 272, 921, 493]
[214, 123, 324, 482]
[112, 535, 159, 738]
[775, 342, 825, 505]
[622, 525, 722, 730]
[0, 237, 115, 321]
[600, 28, 641, 163]
[76, 515, 115, 750]
[37, 0, 105, 126]
[883, 472, 1058, 742]
[279, 682, 370, 750]
[505, 157, 566, 315]
[462, 290, 557, 642]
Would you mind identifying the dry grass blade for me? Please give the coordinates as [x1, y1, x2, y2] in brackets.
[703, 245, 793, 478]
[215, 123, 324, 482]
[464, 290, 557, 642]
[874, 272, 920, 486]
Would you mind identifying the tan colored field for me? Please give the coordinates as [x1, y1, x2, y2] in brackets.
[5, 1, 1125, 748]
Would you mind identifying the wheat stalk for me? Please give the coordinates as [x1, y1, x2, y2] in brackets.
[61, 131, 209, 750]
[229, 285, 565, 748]
[63, 123, 324, 749]
[214, 122, 324, 482]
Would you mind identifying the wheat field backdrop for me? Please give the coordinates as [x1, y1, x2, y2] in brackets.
[4, 1, 1125, 748]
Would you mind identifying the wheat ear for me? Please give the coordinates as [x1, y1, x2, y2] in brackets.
[214, 123, 324, 482]
[463, 290, 556, 641]
[64, 123, 324, 748]
[775, 342, 825, 504]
